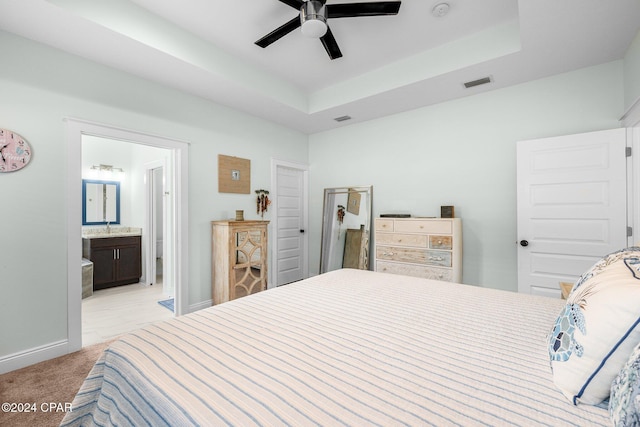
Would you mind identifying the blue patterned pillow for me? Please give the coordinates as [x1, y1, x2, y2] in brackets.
[610, 343, 640, 426]
[548, 247, 640, 405]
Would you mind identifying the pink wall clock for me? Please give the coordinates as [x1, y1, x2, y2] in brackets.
[0, 128, 32, 172]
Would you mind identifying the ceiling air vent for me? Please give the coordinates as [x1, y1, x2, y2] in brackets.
[463, 76, 492, 89]
[334, 115, 352, 122]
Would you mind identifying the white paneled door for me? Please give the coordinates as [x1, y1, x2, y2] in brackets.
[273, 163, 308, 286]
[517, 128, 629, 297]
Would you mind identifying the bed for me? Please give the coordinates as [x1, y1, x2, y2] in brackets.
[60, 269, 609, 426]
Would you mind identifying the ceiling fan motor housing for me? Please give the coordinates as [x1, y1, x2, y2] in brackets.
[300, 1, 328, 37]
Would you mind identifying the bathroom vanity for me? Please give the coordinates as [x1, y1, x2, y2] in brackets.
[82, 228, 142, 290]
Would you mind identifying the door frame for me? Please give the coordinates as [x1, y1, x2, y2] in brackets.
[66, 118, 189, 352]
[622, 98, 640, 244]
[144, 159, 167, 290]
[270, 158, 309, 287]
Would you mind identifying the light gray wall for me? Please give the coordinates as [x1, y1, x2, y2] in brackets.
[0, 31, 308, 357]
[309, 61, 625, 291]
[624, 30, 640, 111]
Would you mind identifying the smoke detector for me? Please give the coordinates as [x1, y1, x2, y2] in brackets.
[432, 3, 450, 18]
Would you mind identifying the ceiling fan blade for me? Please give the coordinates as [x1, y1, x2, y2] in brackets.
[326, 1, 401, 18]
[320, 27, 342, 60]
[255, 16, 301, 48]
[278, 0, 304, 9]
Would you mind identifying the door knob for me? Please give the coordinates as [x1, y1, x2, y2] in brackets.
[520, 240, 529, 247]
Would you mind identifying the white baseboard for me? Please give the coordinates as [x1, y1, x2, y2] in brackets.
[0, 340, 69, 375]
[1, 300, 213, 374]
[189, 299, 212, 313]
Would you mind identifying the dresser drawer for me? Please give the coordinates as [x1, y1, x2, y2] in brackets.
[376, 246, 452, 267]
[376, 261, 453, 281]
[376, 232, 428, 247]
[375, 219, 395, 232]
[393, 219, 452, 234]
[429, 235, 452, 250]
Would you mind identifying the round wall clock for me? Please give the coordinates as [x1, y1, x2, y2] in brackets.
[0, 128, 32, 172]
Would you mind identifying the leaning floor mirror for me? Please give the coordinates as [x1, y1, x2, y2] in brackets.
[319, 186, 373, 274]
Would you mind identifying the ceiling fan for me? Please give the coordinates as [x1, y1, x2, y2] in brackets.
[255, 0, 402, 60]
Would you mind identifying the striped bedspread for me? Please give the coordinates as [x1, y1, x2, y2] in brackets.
[61, 269, 609, 426]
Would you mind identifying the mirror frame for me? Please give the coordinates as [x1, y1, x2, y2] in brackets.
[82, 179, 121, 225]
[319, 185, 373, 274]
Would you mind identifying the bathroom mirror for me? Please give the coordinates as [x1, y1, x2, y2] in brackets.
[82, 179, 121, 225]
[319, 185, 372, 274]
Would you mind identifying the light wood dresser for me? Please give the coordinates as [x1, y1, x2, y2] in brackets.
[211, 220, 269, 305]
[374, 217, 462, 282]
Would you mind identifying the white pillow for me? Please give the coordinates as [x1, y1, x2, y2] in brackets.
[548, 247, 640, 405]
[610, 342, 640, 426]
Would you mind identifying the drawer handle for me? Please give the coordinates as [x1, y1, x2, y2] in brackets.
[383, 252, 395, 256]
[429, 256, 444, 261]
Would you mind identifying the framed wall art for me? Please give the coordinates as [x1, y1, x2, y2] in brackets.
[347, 189, 362, 215]
[218, 154, 250, 194]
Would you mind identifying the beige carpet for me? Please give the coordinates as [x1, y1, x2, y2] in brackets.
[0, 340, 114, 427]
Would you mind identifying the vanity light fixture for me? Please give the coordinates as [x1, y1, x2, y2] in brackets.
[89, 164, 125, 181]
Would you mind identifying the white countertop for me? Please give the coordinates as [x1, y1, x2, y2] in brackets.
[82, 226, 142, 239]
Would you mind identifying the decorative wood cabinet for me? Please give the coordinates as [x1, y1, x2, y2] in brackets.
[211, 220, 269, 305]
[82, 235, 142, 290]
[374, 217, 462, 282]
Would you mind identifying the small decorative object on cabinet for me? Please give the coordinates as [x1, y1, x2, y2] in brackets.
[375, 217, 462, 282]
[440, 205, 454, 218]
[82, 236, 142, 290]
[212, 220, 269, 305]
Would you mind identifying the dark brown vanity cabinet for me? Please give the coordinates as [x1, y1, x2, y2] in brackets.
[82, 236, 142, 290]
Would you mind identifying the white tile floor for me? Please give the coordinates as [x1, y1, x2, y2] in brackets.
[82, 280, 174, 347]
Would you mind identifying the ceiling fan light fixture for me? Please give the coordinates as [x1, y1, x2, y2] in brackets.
[300, 1, 328, 38]
[301, 19, 328, 38]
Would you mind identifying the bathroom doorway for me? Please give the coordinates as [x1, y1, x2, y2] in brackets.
[80, 138, 175, 344]
[66, 118, 189, 353]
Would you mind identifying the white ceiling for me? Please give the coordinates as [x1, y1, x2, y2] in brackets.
[0, 0, 639, 134]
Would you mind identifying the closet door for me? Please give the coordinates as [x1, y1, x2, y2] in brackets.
[516, 128, 629, 297]
[273, 164, 307, 286]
